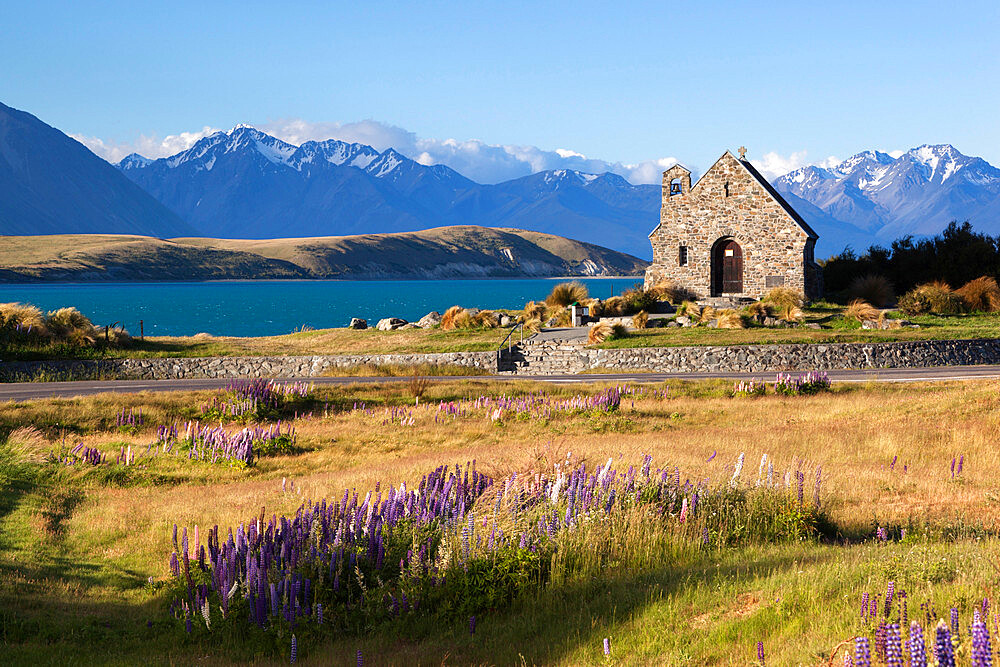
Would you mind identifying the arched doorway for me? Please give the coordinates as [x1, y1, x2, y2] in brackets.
[712, 238, 743, 295]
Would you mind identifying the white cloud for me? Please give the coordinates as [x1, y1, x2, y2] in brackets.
[76, 116, 681, 185]
[751, 150, 843, 180]
[70, 126, 222, 164]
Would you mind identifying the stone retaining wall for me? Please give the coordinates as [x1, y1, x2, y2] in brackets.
[5, 338, 1000, 381]
[506, 338, 1000, 375]
[0, 352, 497, 381]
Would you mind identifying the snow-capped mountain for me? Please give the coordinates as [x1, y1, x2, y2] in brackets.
[117, 126, 660, 258]
[775, 144, 1000, 255]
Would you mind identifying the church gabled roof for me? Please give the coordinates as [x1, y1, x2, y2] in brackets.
[736, 157, 818, 240]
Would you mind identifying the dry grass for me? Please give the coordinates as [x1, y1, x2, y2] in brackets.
[715, 309, 746, 329]
[5, 379, 1000, 664]
[632, 310, 649, 329]
[843, 299, 880, 323]
[956, 276, 1000, 313]
[587, 322, 612, 344]
[545, 281, 589, 308]
[762, 287, 805, 320]
[522, 300, 548, 322]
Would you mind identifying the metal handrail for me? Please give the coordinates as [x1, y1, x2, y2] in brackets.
[496, 321, 524, 361]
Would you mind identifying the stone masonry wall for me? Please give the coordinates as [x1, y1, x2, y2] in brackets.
[644, 152, 817, 300]
[504, 338, 1000, 375]
[0, 352, 497, 382]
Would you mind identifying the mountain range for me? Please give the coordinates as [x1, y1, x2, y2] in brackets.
[116, 125, 660, 258]
[2, 100, 999, 262]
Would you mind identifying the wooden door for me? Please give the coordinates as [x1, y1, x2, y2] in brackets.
[717, 240, 743, 293]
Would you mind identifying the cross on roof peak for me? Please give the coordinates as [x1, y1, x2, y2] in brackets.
[738, 146, 747, 160]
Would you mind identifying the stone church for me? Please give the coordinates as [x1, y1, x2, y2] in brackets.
[644, 148, 822, 301]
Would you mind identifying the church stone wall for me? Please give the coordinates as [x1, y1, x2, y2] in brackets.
[644, 152, 817, 301]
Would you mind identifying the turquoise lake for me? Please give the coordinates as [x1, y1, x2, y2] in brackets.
[0, 278, 637, 337]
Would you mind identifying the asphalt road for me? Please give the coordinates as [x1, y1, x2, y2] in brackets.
[2, 365, 1000, 401]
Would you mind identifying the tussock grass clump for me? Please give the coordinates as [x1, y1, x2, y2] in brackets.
[843, 299, 880, 323]
[471, 310, 499, 329]
[620, 285, 659, 314]
[610, 323, 629, 339]
[898, 281, 965, 316]
[677, 301, 701, 319]
[632, 310, 649, 329]
[716, 309, 746, 329]
[847, 274, 894, 308]
[440, 306, 471, 331]
[522, 301, 548, 322]
[762, 287, 805, 320]
[741, 301, 772, 323]
[545, 282, 589, 308]
[0, 302, 49, 340]
[698, 306, 718, 325]
[588, 322, 611, 344]
[598, 296, 626, 317]
[956, 276, 1000, 313]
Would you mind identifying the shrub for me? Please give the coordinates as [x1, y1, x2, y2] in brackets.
[847, 274, 894, 308]
[955, 276, 1000, 312]
[610, 323, 629, 339]
[762, 287, 804, 320]
[545, 282, 589, 308]
[843, 299, 880, 323]
[899, 281, 965, 316]
[897, 289, 931, 316]
[698, 306, 718, 325]
[548, 308, 572, 327]
[620, 286, 659, 314]
[632, 310, 649, 329]
[587, 322, 611, 344]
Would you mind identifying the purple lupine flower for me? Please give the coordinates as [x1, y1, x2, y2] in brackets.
[958, 454, 964, 475]
[950, 607, 959, 637]
[469, 615, 476, 635]
[884, 581, 895, 616]
[707, 450, 716, 462]
[909, 621, 927, 667]
[861, 592, 870, 618]
[951, 457, 956, 478]
[971, 616, 992, 666]
[290, 635, 297, 664]
[885, 623, 903, 667]
[316, 603, 323, 625]
[843, 650, 852, 666]
[874, 623, 887, 662]
[854, 636, 871, 667]
[356, 648, 363, 666]
[756, 640, 765, 665]
[603, 637, 611, 657]
[935, 620, 956, 667]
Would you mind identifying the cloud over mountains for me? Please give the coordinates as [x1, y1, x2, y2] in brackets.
[73, 118, 681, 185]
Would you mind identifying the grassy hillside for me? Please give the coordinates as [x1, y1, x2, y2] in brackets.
[0, 226, 648, 282]
[1, 378, 998, 664]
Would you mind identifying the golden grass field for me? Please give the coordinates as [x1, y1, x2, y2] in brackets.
[2, 377, 1000, 664]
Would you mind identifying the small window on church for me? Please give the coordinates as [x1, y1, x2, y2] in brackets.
[724, 181, 730, 197]
[678, 245, 688, 266]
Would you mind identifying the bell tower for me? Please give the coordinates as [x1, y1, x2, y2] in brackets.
[663, 164, 692, 200]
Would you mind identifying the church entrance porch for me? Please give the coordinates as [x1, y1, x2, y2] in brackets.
[711, 238, 743, 296]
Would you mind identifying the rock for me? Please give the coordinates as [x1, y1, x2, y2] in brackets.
[398, 323, 421, 330]
[666, 320, 681, 328]
[804, 323, 822, 330]
[675, 316, 691, 326]
[545, 318, 558, 327]
[499, 315, 512, 327]
[349, 318, 368, 330]
[707, 319, 719, 328]
[763, 316, 778, 327]
[417, 311, 442, 328]
[376, 318, 408, 331]
[861, 319, 881, 330]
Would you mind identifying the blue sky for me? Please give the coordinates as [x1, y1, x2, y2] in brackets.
[3, 0, 998, 182]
